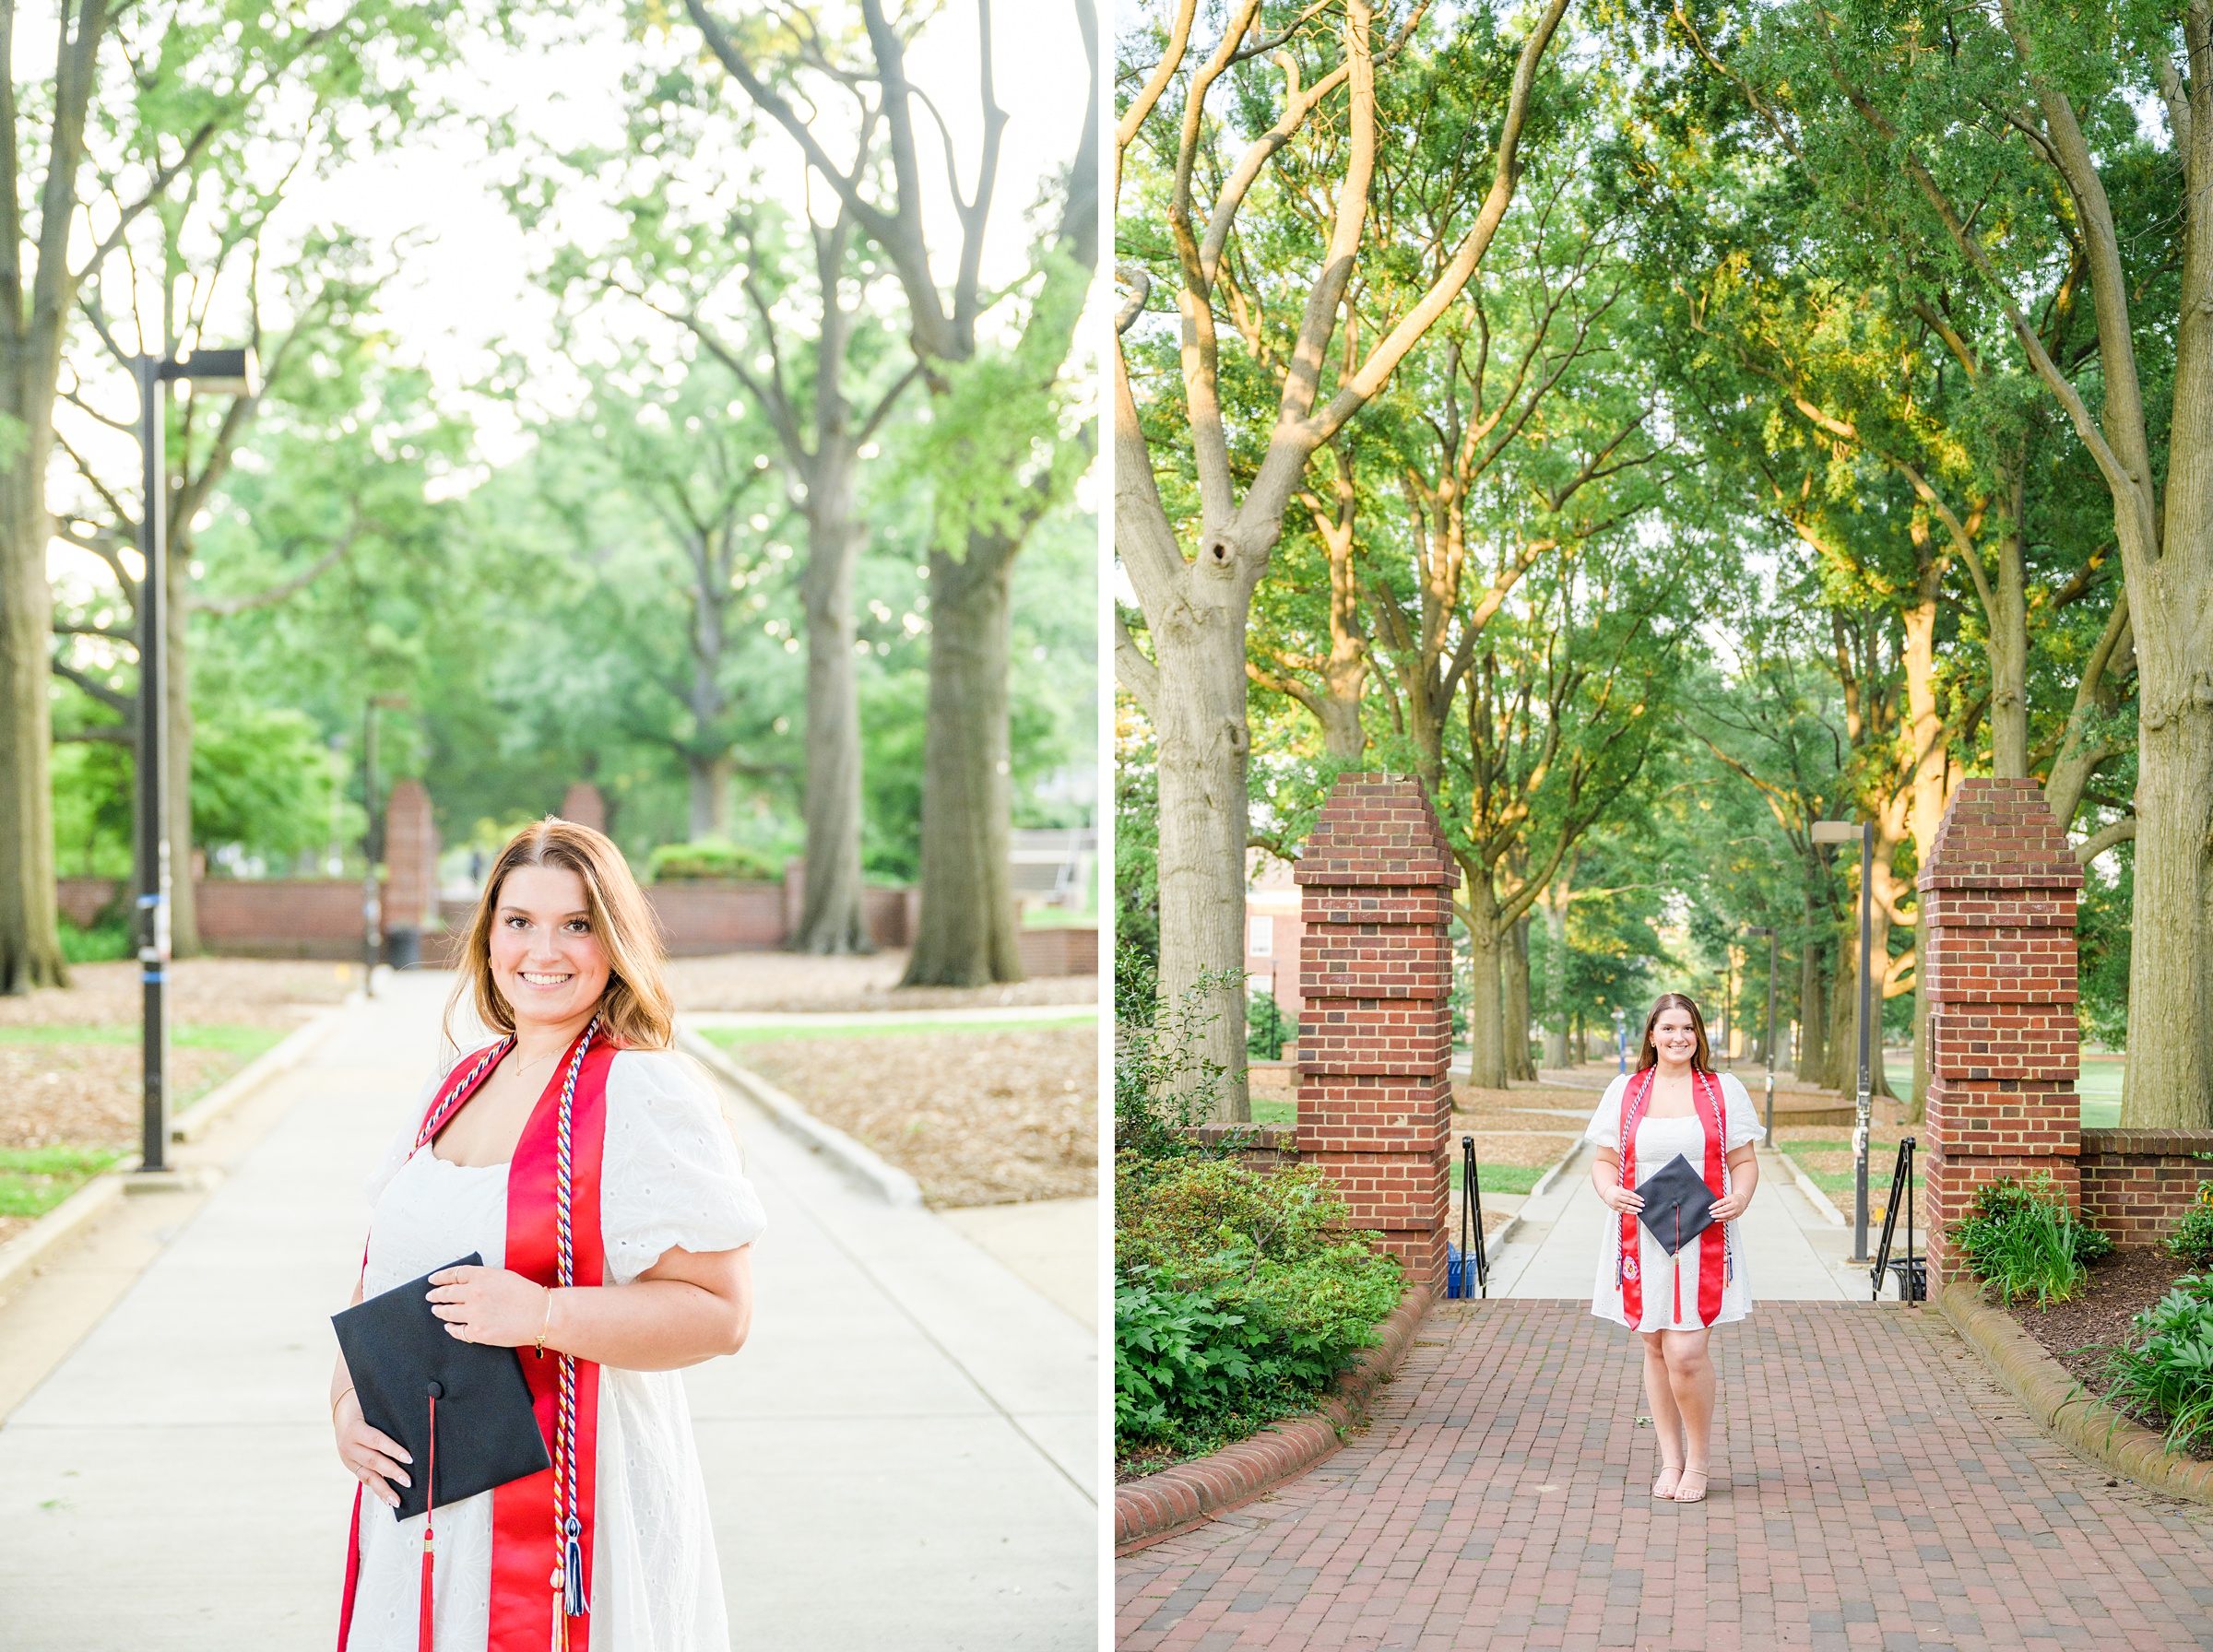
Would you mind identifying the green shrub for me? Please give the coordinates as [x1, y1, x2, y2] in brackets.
[1114, 968, 1244, 1162]
[1247, 989, 1297, 1059]
[2101, 1274, 2213, 1452]
[645, 840, 780, 883]
[1113, 1251, 1402, 1447]
[1117, 1158, 1345, 1274]
[2169, 1185, 2213, 1268]
[1114, 1275, 1260, 1444]
[57, 917, 131, 963]
[1114, 1153, 1403, 1453]
[1949, 1174, 2105, 1305]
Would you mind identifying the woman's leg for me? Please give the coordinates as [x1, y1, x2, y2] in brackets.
[1661, 1328, 1716, 1491]
[1639, 1330, 1684, 1495]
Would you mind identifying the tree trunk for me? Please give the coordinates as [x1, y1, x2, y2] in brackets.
[166, 541, 199, 955]
[2121, 699, 2213, 1126]
[1794, 886, 1826, 1082]
[791, 442, 870, 954]
[1542, 888, 1569, 1068]
[1132, 565, 1258, 1120]
[1899, 568, 1952, 1126]
[902, 538, 1024, 986]
[687, 752, 733, 841]
[0, 433, 67, 993]
[1463, 869, 1509, 1090]
[1506, 914, 1534, 1081]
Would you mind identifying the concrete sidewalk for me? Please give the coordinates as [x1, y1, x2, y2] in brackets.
[0, 974, 1096, 1650]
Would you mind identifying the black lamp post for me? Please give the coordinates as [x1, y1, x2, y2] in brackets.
[1812, 818, 1876, 1262]
[135, 347, 257, 1175]
[1746, 926, 1778, 1141]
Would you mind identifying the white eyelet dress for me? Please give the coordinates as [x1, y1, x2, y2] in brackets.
[342, 1048, 768, 1651]
[1583, 1071, 1765, 1332]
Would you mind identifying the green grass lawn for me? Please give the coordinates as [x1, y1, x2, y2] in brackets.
[0, 1022, 285, 1055]
[1250, 1097, 1296, 1125]
[699, 1013, 1095, 1049]
[1462, 1161, 1547, 1196]
[0, 1146, 123, 1221]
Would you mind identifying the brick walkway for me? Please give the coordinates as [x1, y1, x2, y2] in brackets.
[1118, 1300, 2213, 1651]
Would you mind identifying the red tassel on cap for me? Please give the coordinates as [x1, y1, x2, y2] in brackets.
[420, 1383, 442, 1652]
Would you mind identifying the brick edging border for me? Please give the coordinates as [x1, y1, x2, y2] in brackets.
[1114, 1280, 1435, 1557]
[1936, 1279, 2213, 1504]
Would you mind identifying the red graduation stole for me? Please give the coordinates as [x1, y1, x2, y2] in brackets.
[1615, 1066, 1730, 1328]
[338, 1021, 615, 1652]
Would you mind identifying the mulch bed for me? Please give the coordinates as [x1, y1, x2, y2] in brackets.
[2009, 1247, 2198, 1401]
[664, 949, 1096, 1014]
[1457, 1130, 1580, 1168]
[0, 959, 351, 1249]
[737, 1024, 1095, 1208]
[0, 957, 352, 1029]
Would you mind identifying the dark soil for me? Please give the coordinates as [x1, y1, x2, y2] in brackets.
[2006, 1247, 2207, 1454]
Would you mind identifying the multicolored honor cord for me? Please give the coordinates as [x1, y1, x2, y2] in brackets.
[549, 1018, 598, 1649]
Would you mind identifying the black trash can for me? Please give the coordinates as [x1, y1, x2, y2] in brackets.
[385, 926, 421, 970]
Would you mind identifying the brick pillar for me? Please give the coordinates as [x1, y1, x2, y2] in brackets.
[1919, 778, 2083, 1288]
[1295, 774, 1459, 1293]
[559, 783, 608, 834]
[383, 779, 441, 932]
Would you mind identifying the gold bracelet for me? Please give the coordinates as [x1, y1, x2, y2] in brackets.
[535, 1286, 555, 1357]
[331, 1386, 355, 1424]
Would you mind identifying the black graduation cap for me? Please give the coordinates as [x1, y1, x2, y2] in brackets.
[1635, 1155, 1719, 1255]
[332, 1252, 551, 1522]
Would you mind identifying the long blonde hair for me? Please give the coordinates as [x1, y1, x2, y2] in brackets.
[444, 818, 674, 1052]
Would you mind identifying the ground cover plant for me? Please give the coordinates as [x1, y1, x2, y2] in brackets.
[1951, 1174, 2113, 1305]
[1115, 955, 1402, 1469]
[2101, 1274, 2213, 1454]
[2168, 1184, 2213, 1269]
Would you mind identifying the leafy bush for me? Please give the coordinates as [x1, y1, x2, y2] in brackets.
[1115, 1154, 1402, 1451]
[1949, 1175, 2107, 1304]
[2101, 1274, 2213, 1452]
[2169, 1184, 2213, 1268]
[1114, 967, 1242, 1162]
[1118, 1159, 1343, 1275]
[58, 917, 131, 963]
[645, 840, 780, 883]
[1247, 989, 1298, 1059]
[1114, 1275, 1259, 1444]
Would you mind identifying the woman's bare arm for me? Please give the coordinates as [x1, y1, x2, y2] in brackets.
[424, 1245, 754, 1373]
[1711, 1144, 1759, 1221]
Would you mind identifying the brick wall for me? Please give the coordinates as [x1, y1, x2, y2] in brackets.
[1295, 773, 1457, 1293]
[58, 871, 1107, 974]
[2078, 1130, 2213, 1246]
[384, 779, 440, 932]
[1919, 779, 2085, 1286]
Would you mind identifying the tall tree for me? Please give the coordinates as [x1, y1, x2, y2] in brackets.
[1116, 0, 1569, 1115]
[1698, 0, 2210, 1124]
[0, 0, 457, 990]
[680, 0, 1100, 983]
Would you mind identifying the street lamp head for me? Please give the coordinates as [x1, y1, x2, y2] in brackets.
[161, 347, 259, 396]
[1809, 820, 1863, 844]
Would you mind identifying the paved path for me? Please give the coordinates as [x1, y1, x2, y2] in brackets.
[1118, 1298, 2213, 1650]
[0, 974, 1095, 1650]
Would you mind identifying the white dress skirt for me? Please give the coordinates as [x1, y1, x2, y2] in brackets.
[1583, 1072, 1765, 1332]
[343, 1048, 768, 1652]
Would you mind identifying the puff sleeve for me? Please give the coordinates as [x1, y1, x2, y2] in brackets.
[364, 1068, 445, 1207]
[1582, 1077, 1630, 1149]
[599, 1050, 768, 1286]
[1719, 1072, 1768, 1150]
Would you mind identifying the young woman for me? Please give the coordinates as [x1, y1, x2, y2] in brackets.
[328, 819, 766, 1649]
[1583, 993, 1763, 1504]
